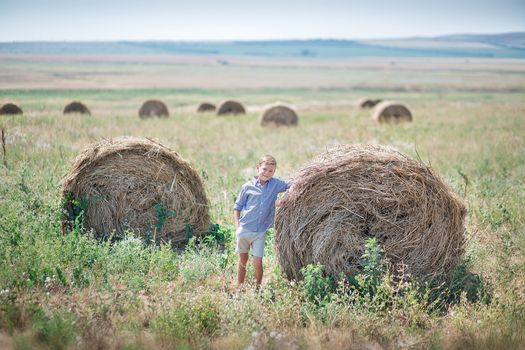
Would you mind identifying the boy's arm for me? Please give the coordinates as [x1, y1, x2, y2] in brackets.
[233, 209, 241, 229]
[276, 179, 295, 207]
[233, 185, 247, 229]
[277, 178, 293, 192]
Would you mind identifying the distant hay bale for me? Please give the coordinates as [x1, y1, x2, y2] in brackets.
[0, 103, 23, 115]
[275, 144, 466, 282]
[139, 100, 169, 118]
[217, 100, 245, 115]
[372, 101, 412, 123]
[63, 101, 91, 115]
[61, 136, 210, 247]
[260, 105, 298, 127]
[355, 98, 382, 109]
[197, 102, 216, 113]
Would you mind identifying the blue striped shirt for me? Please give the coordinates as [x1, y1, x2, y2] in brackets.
[234, 177, 291, 233]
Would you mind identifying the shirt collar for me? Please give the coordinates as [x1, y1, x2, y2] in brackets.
[252, 176, 271, 186]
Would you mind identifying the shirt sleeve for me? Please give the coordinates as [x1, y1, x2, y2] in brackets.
[277, 178, 292, 193]
[233, 185, 247, 211]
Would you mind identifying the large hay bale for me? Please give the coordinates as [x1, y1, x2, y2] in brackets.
[275, 144, 466, 282]
[61, 136, 210, 247]
[355, 98, 381, 109]
[260, 105, 299, 127]
[0, 103, 23, 115]
[217, 100, 245, 115]
[63, 101, 91, 115]
[197, 102, 216, 113]
[139, 100, 169, 118]
[372, 101, 412, 123]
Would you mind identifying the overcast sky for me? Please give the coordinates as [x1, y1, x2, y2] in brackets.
[1, 0, 524, 41]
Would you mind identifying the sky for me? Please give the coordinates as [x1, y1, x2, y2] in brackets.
[0, 0, 524, 41]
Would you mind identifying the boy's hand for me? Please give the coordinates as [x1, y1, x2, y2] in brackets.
[278, 184, 297, 207]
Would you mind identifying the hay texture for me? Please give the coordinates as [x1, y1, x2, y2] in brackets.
[197, 102, 216, 113]
[355, 98, 382, 109]
[217, 100, 245, 115]
[139, 100, 169, 118]
[0, 103, 23, 115]
[260, 105, 299, 127]
[64, 101, 91, 115]
[275, 144, 466, 282]
[61, 136, 210, 247]
[372, 101, 412, 123]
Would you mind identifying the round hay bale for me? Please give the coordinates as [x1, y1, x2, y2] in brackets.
[0, 103, 23, 115]
[197, 102, 216, 113]
[139, 100, 169, 118]
[372, 101, 412, 123]
[63, 101, 91, 115]
[355, 98, 381, 109]
[61, 136, 210, 247]
[217, 100, 245, 116]
[260, 105, 298, 127]
[275, 144, 466, 282]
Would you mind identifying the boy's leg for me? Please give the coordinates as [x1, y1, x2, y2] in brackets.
[236, 227, 251, 286]
[238, 253, 249, 285]
[253, 256, 263, 287]
[252, 233, 265, 287]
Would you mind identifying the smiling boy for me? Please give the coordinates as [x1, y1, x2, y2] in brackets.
[233, 155, 291, 288]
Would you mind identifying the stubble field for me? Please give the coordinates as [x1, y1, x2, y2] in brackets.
[0, 54, 524, 349]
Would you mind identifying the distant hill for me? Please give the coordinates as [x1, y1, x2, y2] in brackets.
[1, 32, 524, 58]
[435, 32, 525, 49]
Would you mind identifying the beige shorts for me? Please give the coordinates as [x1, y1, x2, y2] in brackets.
[236, 227, 266, 257]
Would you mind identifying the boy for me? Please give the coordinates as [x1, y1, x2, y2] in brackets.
[233, 155, 291, 288]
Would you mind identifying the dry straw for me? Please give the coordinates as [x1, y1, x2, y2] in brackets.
[61, 136, 210, 247]
[0, 103, 23, 115]
[274, 144, 466, 282]
[64, 101, 91, 115]
[139, 100, 169, 118]
[372, 101, 412, 123]
[217, 100, 245, 115]
[260, 105, 299, 127]
[197, 102, 216, 113]
[355, 98, 382, 109]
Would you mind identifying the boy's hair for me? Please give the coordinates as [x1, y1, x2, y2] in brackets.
[257, 154, 277, 167]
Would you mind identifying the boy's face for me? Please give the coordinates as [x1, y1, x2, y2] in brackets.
[256, 162, 276, 183]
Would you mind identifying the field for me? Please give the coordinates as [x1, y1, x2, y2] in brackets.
[1, 54, 525, 349]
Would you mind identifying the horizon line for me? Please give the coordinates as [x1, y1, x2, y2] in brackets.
[1, 30, 524, 44]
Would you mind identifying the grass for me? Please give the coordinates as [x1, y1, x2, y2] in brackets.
[0, 58, 524, 349]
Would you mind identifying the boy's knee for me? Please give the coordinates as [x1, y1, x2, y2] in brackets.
[239, 253, 249, 263]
